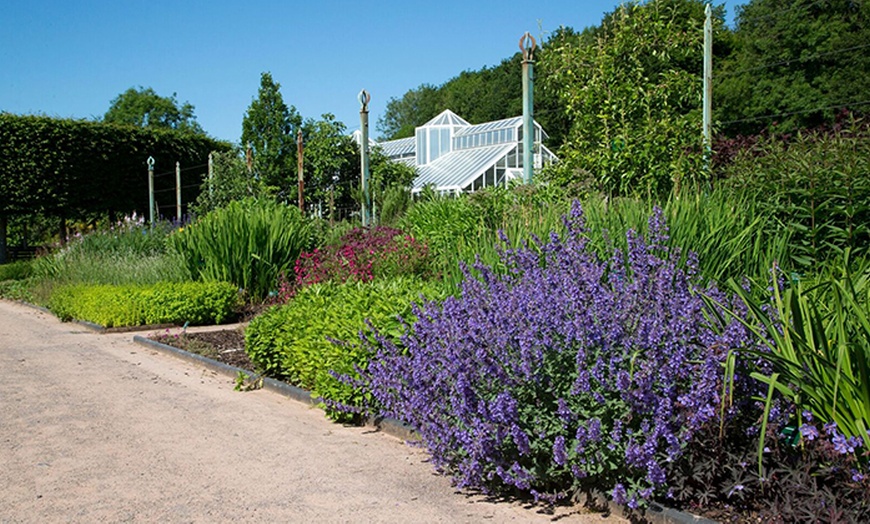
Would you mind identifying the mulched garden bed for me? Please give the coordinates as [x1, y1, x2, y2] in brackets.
[150, 328, 253, 370]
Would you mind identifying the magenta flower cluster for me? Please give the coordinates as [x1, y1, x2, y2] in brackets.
[356, 202, 756, 504]
[294, 226, 433, 288]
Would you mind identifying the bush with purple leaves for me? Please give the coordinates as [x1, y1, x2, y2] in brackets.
[354, 201, 757, 504]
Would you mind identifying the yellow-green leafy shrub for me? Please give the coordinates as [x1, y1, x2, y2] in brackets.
[48, 281, 240, 327]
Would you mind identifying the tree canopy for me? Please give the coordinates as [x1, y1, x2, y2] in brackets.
[241, 72, 303, 201]
[104, 87, 204, 134]
[714, 0, 870, 136]
[542, 0, 722, 198]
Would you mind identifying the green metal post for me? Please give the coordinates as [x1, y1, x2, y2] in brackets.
[703, 4, 713, 177]
[359, 89, 372, 227]
[147, 156, 155, 228]
[175, 161, 182, 222]
[521, 32, 537, 185]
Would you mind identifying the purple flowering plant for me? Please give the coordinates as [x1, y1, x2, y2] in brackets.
[353, 201, 757, 503]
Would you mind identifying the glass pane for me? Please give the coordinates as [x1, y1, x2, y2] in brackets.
[417, 129, 427, 164]
[441, 128, 450, 155]
[430, 129, 440, 163]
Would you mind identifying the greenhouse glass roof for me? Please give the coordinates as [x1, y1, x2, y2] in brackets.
[373, 109, 557, 194]
[413, 143, 516, 192]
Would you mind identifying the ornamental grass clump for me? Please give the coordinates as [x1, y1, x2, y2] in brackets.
[354, 201, 756, 505]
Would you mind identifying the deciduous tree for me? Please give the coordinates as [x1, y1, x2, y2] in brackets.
[104, 87, 204, 134]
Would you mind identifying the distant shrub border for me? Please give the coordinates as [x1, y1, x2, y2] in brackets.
[48, 281, 241, 328]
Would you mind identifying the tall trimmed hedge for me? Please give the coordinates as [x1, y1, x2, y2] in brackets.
[0, 113, 229, 224]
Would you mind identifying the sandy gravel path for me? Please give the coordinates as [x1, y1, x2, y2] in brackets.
[0, 300, 624, 523]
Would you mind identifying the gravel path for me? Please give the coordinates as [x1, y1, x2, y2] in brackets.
[0, 300, 624, 523]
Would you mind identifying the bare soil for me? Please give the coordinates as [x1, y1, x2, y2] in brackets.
[0, 299, 626, 523]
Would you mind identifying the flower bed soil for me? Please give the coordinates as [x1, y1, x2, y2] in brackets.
[150, 329, 252, 370]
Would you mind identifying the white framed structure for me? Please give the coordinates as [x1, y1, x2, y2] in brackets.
[376, 109, 558, 195]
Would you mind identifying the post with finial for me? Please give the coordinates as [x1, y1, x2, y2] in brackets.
[359, 89, 372, 227]
[147, 156, 156, 228]
[520, 32, 537, 185]
[703, 3, 713, 180]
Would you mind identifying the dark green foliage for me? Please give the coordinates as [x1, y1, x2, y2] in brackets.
[103, 86, 204, 134]
[0, 260, 34, 281]
[241, 72, 304, 199]
[191, 149, 265, 216]
[715, 0, 870, 136]
[718, 116, 870, 268]
[0, 113, 228, 225]
[244, 278, 446, 421]
[169, 198, 313, 301]
[47, 281, 240, 327]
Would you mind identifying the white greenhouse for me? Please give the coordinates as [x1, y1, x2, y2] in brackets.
[371, 109, 558, 195]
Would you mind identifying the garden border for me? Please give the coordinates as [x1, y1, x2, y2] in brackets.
[131, 333, 714, 524]
[4, 298, 714, 522]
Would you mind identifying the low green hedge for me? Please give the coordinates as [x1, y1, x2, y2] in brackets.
[245, 277, 446, 421]
[0, 260, 34, 282]
[48, 281, 241, 327]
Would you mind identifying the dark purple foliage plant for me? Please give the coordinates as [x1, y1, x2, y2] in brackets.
[356, 201, 756, 505]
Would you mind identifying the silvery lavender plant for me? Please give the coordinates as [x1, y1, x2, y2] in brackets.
[357, 201, 756, 504]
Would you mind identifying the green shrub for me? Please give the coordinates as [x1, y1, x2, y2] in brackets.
[244, 277, 446, 421]
[0, 278, 36, 302]
[401, 186, 570, 292]
[48, 281, 240, 327]
[0, 260, 34, 281]
[169, 198, 313, 301]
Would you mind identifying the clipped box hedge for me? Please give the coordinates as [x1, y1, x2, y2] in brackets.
[245, 277, 446, 421]
[48, 281, 240, 327]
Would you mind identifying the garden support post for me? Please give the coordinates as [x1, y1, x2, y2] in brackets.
[359, 89, 372, 228]
[703, 4, 713, 178]
[297, 130, 304, 214]
[520, 32, 536, 185]
[147, 156, 155, 228]
[176, 161, 182, 223]
[208, 152, 214, 199]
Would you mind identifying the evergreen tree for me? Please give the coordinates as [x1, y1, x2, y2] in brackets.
[241, 72, 303, 200]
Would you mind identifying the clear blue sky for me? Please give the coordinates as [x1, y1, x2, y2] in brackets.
[1, 0, 742, 144]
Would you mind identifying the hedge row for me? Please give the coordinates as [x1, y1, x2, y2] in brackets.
[48, 281, 240, 327]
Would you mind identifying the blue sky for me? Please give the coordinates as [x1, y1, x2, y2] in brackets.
[1, 1, 742, 143]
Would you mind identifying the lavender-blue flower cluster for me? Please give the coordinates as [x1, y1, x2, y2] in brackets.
[359, 202, 755, 503]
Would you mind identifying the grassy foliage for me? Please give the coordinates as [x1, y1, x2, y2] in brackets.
[48, 281, 240, 327]
[244, 277, 446, 421]
[169, 198, 313, 301]
[717, 253, 870, 442]
[27, 221, 190, 301]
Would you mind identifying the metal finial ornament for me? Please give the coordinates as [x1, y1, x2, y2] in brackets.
[519, 32, 537, 61]
[358, 89, 371, 111]
[147, 156, 155, 168]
